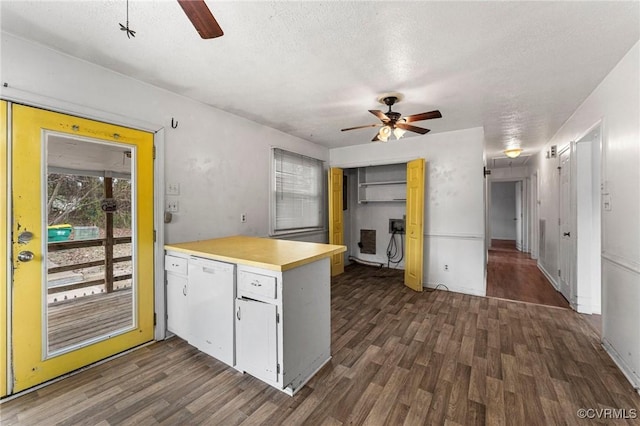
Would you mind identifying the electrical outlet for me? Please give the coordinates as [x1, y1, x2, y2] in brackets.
[166, 182, 180, 195]
[240, 213, 247, 223]
[389, 219, 405, 234]
[444, 264, 449, 271]
[166, 199, 179, 212]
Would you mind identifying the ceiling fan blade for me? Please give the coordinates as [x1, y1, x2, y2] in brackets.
[369, 110, 390, 122]
[341, 123, 381, 132]
[177, 0, 224, 39]
[371, 133, 381, 142]
[404, 110, 442, 123]
[396, 122, 431, 134]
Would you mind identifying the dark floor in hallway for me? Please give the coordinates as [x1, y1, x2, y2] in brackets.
[486, 239, 570, 309]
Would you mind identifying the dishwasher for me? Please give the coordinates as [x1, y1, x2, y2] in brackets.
[187, 256, 236, 367]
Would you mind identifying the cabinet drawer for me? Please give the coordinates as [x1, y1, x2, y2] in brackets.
[165, 255, 188, 275]
[238, 270, 277, 300]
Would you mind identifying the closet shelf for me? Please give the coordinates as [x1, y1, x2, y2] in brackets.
[358, 180, 407, 187]
[359, 199, 406, 203]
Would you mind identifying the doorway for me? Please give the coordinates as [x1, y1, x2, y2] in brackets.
[558, 124, 602, 315]
[489, 180, 523, 250]
[7, 104, 155, 394]
[328, 159, 425, 292]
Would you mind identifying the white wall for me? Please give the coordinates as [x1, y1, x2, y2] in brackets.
[532, 41, 640, 391]
[490, 181, 516, 240]
[330, 127, 486, 296]
[1, 33, 329, 244]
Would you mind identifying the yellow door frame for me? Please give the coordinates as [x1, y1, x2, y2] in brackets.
[10, 104, 155, 393]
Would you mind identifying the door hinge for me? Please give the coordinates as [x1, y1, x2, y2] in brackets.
[154, 312, 157, 326]
[558, 269, 561, 277]
[153, 145, 156, 159]
[277, 364, 280, 374]
[154, 230, 157, 242]
[276, 313, 280, 323]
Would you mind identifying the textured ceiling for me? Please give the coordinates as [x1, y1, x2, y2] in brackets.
[1, 1, 639, 162]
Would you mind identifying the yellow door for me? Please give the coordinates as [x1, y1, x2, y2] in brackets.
[10, 104, 155, 393]
[328, 168, 344, 276]
[404, 158, 425, 291]
[0, 101, 7, 397]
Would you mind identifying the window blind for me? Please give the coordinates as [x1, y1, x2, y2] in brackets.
[273, 148, 323, 233]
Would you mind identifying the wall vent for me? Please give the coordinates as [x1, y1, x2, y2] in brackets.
[360, 229, 376, 254]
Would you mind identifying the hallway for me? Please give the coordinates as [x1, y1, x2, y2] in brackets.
[486, 239, 570, 308]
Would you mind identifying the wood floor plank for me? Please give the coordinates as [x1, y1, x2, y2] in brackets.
[2, 263, 639, 425]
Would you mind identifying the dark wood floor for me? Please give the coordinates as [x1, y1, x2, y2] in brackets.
[2, 264, 638, 425]
[487, 239, 570, 308]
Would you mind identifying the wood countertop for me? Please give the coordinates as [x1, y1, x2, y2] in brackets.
[165, 236, 346, 272]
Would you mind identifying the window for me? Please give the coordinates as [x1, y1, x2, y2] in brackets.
[272, 148, 324, 234]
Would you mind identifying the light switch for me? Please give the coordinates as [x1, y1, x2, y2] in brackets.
[166, 183, 180, 195]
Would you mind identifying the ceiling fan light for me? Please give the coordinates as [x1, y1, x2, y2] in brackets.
[378, 126, 391, 142]
[504, 147, 523, 158]
[393, 127, 406, 139]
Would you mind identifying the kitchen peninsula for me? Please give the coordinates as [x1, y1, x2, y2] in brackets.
[164, 236, 346, 395]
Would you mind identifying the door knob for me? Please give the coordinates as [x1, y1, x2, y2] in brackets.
[17, 251, 35, 262]
[563, 232, 571, 237]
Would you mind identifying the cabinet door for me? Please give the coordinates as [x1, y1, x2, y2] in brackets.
[166, 273, 189, 338]
[236, 299, 278, 384]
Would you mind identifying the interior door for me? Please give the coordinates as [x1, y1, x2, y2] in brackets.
[515, 181, 523, 251]
[404, 158, 425, 292]
[558, 146, 573, 302]
[0, 100, 7, 398]
[328, 168, 344, 276]
[10, 104, 155, 393]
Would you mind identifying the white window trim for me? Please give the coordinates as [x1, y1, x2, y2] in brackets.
[269, 147, 326, 237]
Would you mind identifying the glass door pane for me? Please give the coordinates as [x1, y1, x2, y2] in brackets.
[46, 134, 136, 355]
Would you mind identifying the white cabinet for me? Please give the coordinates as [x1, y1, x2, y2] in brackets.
[187, 257, 235, 367]
[235, 298, 278, 383]
[235, 259, 331, 395]
[165, 239, 336, 396]
[165, 253, 189, 338]
[357, 163, 407, 203]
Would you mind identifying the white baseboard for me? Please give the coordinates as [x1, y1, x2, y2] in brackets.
[537, 262, 559, 291]
[602, 338, 640, 395]
[424, 282, 485, 297]
[575, 294, 592, 314]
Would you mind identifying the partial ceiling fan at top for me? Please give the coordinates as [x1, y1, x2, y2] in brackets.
[177, 0, 224, 39]
[341, 93, 442, 142]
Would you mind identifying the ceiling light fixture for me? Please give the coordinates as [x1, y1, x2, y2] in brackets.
[504, 147, 523, 158]
[393, 118, 407, 140]
[378, 125, 391, 142]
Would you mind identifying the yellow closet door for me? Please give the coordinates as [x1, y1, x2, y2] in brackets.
[11, 105, 155, 393]
[328, 168, 344, 276]
[404, 158, 425, 291]
[0, 100, 7, 397]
